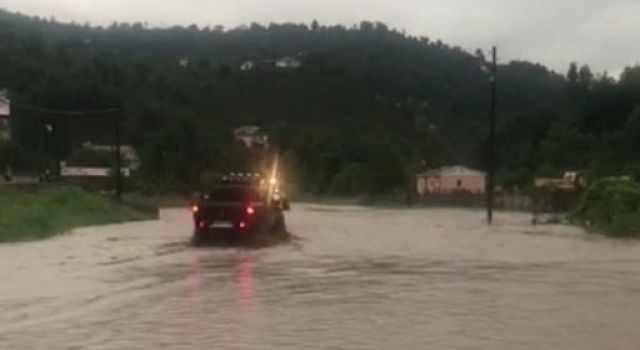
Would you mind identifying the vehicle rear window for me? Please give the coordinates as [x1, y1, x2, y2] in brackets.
[208, 187, 261, 202]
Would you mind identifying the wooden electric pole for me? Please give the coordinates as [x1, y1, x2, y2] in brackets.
[114, 109, 123, 202]
[487, 46, 497, 224]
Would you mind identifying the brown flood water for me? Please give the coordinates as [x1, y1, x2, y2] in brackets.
[1, 205, 640, 349]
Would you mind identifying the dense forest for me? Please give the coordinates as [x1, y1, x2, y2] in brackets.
[0, 9, 639, 195]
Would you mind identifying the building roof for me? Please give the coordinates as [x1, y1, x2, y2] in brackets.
[275, 57, 302, 68]
[234, 125, 262, 136]
[417, 165, 486, 177]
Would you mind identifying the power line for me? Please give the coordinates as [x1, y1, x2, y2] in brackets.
[20, 105, 120, 117]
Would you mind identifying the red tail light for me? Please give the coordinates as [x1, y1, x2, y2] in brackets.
[239, 221, 247, 229]
[192, 205, 199, 213]
[246, 206, 255, 215]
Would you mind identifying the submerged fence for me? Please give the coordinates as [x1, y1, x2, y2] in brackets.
[416, 191, 533, 212]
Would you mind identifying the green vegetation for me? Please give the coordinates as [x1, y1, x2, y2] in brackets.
[0, 10, 639, 197]
[571, 179, 640, 236]
[0, 185, 156, 242]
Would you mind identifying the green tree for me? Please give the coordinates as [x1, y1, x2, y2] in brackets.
[578, 65, 593, 87]
[329, 163, 369, 195]
[567, 62, 579, 86]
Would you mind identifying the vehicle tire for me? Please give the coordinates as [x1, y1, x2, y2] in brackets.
[272, 214, 286, 236]
[192, 230, 206, 245]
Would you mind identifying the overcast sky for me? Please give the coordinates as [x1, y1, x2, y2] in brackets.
[1, 0, 638, 75]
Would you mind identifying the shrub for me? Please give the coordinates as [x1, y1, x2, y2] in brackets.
[572, 178, 640, 236]
[329, 163, 370, 195]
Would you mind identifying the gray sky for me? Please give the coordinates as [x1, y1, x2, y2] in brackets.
[1, 0, 639, 76]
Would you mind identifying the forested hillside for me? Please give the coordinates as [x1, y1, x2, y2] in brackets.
[1, 9, 638, 194]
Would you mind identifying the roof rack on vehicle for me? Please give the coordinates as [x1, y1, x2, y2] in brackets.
[220, 172, 263, 185]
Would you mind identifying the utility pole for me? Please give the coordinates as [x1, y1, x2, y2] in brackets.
[487, 46, 497, 224]
[114, 110, 123, 202]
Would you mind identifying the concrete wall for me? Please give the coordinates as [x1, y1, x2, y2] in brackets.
[416, 192, 533, 211]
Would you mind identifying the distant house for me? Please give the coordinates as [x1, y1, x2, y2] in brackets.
[534, 171, 584, 191]
[275, 57, 301, 69]
[234, 126, 269, 149]
[416, 166, 486, 196]
[240, 61, 255, 71]
[60, 142, 138, 179]
[179, 56, 190, 68]
[239, 57, 302, 71]
[80, 142, 140, 170]
[532, 171, 585, 215]
[60, 163, 132, 178]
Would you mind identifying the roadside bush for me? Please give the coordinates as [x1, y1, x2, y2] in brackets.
[571, 178, 640, 236]
[329, 163, 370, 195]
[0, 141, 13, 167]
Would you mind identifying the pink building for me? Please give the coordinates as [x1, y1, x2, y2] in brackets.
[416, 166, 486, 196]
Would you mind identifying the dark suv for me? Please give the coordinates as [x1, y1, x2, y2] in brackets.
[192, 179, 285, 243]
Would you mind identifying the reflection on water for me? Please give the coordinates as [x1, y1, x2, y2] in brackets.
[1, 206, 640, 349]
[186, 255, 202, 303]
[234, 251, 256, 310]
[185, 250, 256, 312]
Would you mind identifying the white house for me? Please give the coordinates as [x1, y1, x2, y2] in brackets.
[275, 57, 302, 69]
[240, 61, 255, 71]
[234, 126, 269, 149]
[534, 171, 584, 191]
[60, 142, 139, 180]
[239, 57, 302, 71]
[81, 142, 140, 170]
[60, 163, 132, 178]
[179, 56, 190, 68]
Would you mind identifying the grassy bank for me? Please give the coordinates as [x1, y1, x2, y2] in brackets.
[0, 185, 158, 242]
[571, 178, 640, 236]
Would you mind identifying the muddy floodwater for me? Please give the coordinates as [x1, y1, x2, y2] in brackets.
[2, 205, 640, 349]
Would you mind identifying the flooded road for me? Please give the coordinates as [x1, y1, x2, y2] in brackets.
[2, 205, 640, 349]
